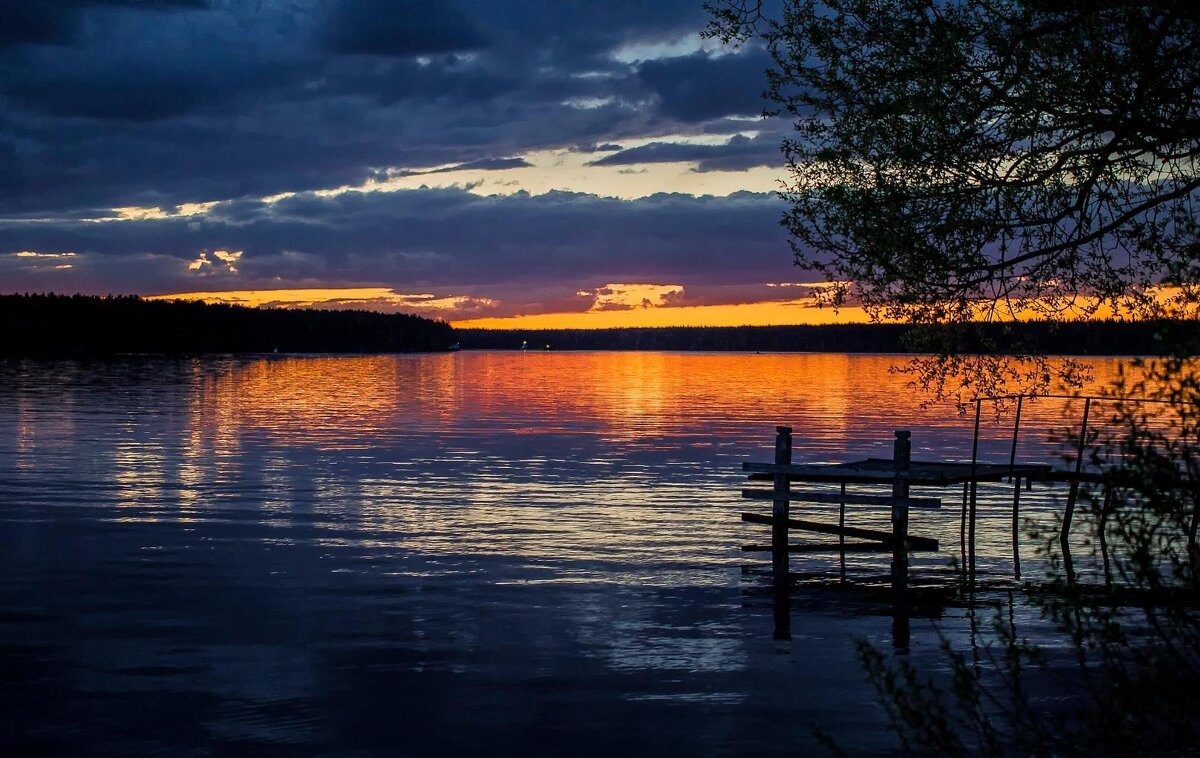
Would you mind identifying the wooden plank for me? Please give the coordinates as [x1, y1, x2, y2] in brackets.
[748, 471, 892, 484]
[741, 512, 938, 551]
[744, 460, 1054, 485]
[741, 542, 938, 553]
[743, 543, 890, 553]
[741, 488, 941, 510]
[1033, 469, 1107, 484]
[863, 458, 1055, 485]
[743, 461, 902, 483]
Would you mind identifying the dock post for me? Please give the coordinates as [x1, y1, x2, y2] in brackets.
[1011, 479, 1023, 581]
[1098, 485, 1113, 589]
[959, 482, 969, 582]
[838, 482, 847, 582]
[772, 426, 793, 640]
[968, 399, 981, 587]
[1062, 398, 1091, 585]
[1009, 395, 1024, 581]
[891, 430, 912, 612]
[891, 431, 912, 649]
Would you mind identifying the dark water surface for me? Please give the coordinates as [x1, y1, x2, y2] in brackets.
[0, 352, 1128, 755]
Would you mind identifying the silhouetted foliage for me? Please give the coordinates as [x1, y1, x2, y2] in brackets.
[707, 0, 1200, 322]
[848, 357, 1200, 757]
[0, 293, 457, 355]
[706, 0, 1200, 396]
[706, 1, 1200, 752]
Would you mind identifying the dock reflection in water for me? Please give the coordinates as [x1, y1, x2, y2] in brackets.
[0, 352, 1131, 754]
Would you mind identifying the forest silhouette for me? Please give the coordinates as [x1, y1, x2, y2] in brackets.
[1, 294, 456, 355]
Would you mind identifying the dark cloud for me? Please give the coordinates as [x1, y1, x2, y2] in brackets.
[425, 157, 532, 173]
[572, 142, 625, 153]
[0, 0, 789, 313]
[321, 0, 488, 58]
[588, 133, 781, 172]
[0, 3, 79, 49]
[0, 188, 791, 310]
[637, 49, 772, 121]
[331, 56, 523, 107]
[0, 0, 208, 50]
[3, 59, 266, 122]
[465, 1, 708, 59]
[0, 0, 656, 214]
[0, 4, 310, 122]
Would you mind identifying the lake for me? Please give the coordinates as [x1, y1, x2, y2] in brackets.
[0, 352, 1128, 755]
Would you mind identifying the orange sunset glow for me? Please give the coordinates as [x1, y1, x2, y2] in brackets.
[148, 285, 877, 327]
[451, 298, 875, 328]
[146, 284, 1182, 330]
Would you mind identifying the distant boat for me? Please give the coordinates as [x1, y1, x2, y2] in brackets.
[521, 340, 528, 350]
[448, 342, 461, 352]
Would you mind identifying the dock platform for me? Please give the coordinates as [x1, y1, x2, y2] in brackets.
[740, 416, 1101, 641]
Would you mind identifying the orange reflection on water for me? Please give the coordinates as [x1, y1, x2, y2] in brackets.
[0, 351, 1148, 584]
[193, 355, 460, 449]
[200, 352, 1134, 457]
[156, 351, 1135, 581]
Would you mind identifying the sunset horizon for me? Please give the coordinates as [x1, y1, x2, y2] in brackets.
[3, 1, 1198, 754]
[138, 282, 878, 328]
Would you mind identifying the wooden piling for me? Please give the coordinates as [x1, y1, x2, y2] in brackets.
[959, 481, 969, 578]
[772, 426, 792, 640]
[1062, 398, 1091, 584]
[968, 400, 981, 586]
[1009, 395, 1024, 581]
[892, 430, 912, 611]
[839, 482, 847, 582]
[772, 426, 793, 580]
[1098, 485, 1113, 589]
[1011, 478, 1023, 581]
[1007, 395, 1024, 482]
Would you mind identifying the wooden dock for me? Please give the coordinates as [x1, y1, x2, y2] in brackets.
[740, 419, 1092, 641]
[741, 393, 1194, 643]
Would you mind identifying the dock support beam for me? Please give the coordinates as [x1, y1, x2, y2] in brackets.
[839, 482, 847, 582]
[772, 425, 792, 640]
[1011, 479, 1023, 581]
[892, 430, 912, 649]
[1062, 398, 1091, 585]
[967, 399, 981, 587]
[1009, 395, 1024, 581]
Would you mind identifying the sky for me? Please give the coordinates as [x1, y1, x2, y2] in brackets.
[0, 0, 867, 328]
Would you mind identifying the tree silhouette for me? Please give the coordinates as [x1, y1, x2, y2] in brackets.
[0, 294, 456, 355]
[707, 0, 1200, 397]
[708, 2, 1200, 752]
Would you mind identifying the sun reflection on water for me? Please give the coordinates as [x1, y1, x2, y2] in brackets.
[0, 352, 1141, 579]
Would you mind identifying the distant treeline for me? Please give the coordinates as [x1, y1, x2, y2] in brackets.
[1, 293, 457, 355]
[459, 320, 1199, 355]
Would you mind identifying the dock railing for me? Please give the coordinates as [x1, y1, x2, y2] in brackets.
[969, 392, 1182, 584]
[742, 393, 1197, 643]
[743, 393, 1188, 609]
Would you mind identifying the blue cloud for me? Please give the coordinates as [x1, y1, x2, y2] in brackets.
[0, 1, 781, 224]
[588, 133, 780, 172]
[637, 49, 772, 121]
[321, 0, 489, 58]
[0, 188, 791, 303]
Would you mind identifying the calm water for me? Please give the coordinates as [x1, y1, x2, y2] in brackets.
[0, 352, 1128, 755]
